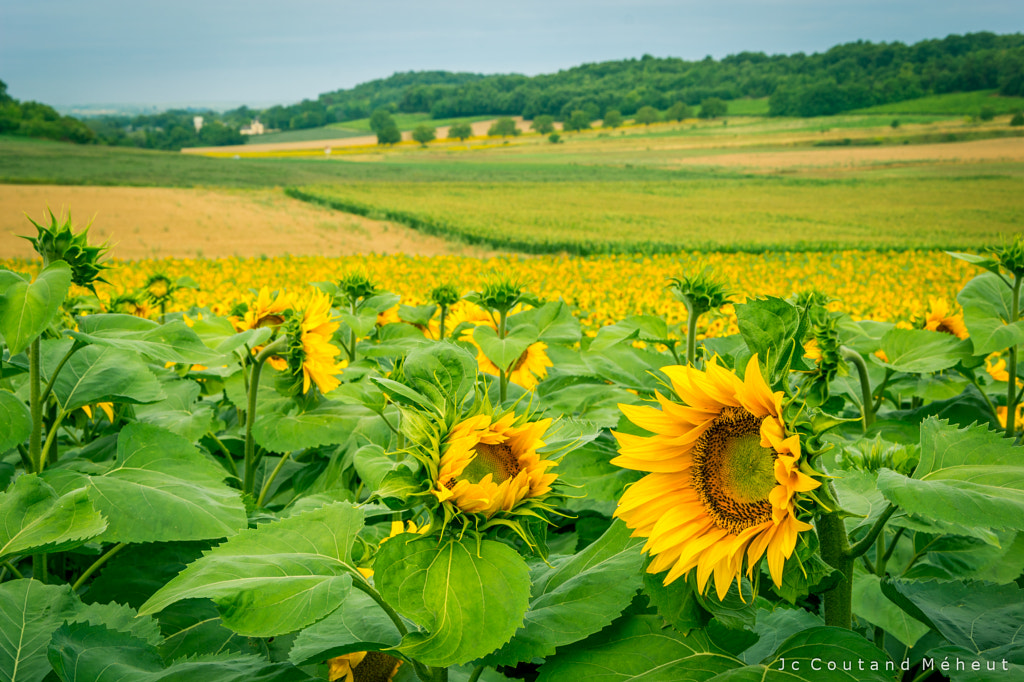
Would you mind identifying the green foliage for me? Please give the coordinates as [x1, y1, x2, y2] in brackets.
[564, 110, 592, 132]
[1012, 111, 1024, 126]
[700, 97, 728, 118]
[634, 105, 659, 125]
[411, 123, 436, 146]
[666, 101, 692, 121]
[601, 109, 623, 128]
[375, 534, 531, 666]
[487, 117, 519, 137]
[531, 114, 555, 134]
[447, 121, 472, 140]
[0, 475, 106, 562]
[0, 262, 72, 355]
[139, 503, 364, 636]
[979, 105, 996, 121]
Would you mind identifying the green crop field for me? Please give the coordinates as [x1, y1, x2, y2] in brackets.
[852, 90, 1024, 116]
[287, 176, 1022, 254]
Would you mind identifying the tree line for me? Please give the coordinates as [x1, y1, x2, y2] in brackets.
[0, 79, 95, 144]
[239, 31, 1024, 129]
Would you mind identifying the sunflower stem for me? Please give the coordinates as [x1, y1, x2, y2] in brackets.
[256, 451, 292, 508]
[845, 504, 897, 559]
[871, 368, 893, 413]
[498, 309, 508, 403]
[72, 542, 126, 592]
[817, 510, 853, 629]
[439, 304, 448, 340]
[466, 665, 485, 682]
[1006, 273, 1022, 437]
[3, 561, 23, 580]
[349, 576, 432, 682]
[348, 299, 358, 364]
[684, 299, 699, 367]
[29, 338, 43, 473]
[841, 348, 874, 432]
[39, 339, 83, 408]
[244, 337, 288, 497]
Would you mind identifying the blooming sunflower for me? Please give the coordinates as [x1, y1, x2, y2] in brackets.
[285, 289, 346, 395]
[432, 413, 557, 518]
[612, 355, 820, 600]
[327, 651, 401, 682]
[923, 297, 968, 339]
[232, 287, 295, 370]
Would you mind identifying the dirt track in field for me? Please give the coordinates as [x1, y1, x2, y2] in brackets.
[0, 185, 497, 259]
[672, 136, 1024, 170]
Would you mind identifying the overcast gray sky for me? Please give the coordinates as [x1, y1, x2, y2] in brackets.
[1, 0, 1021, 109]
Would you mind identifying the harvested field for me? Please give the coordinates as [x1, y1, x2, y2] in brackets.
[0, 185, 497, 259]
[672, 136, 1024, 170]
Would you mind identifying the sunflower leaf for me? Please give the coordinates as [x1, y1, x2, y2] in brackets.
[375, 534, 531, 667]
[535, 615, 742, 681]
[876, 328, 973, 374]
[0, 389, 31, 454]
[958, 272, 1024, 355]
[876, 418, 1024, 534]
[484, 519, 645, 666]
[138, 502, 364, 637]
[0, 474, 107, 563]
[0, 579, 79, 682]
[51, 345, 165, 412]
[288, 589, 402, 666]
[473, 324, 538, 373]
[0, 261, 72, 356]
[68, 320, 221, 365]
[708, 626, 895, 681]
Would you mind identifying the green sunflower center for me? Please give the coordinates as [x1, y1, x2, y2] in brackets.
[353, 651, 400, 682]
[461, 441, 521, 484]
[691, 406, 777, 535]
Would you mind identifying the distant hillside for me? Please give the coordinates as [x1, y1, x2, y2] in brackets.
[0, 79, 95, 144]
[248, 32, 1024, 129]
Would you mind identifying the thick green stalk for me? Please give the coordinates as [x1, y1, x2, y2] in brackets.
[467, 666, 484, 682]
[439, 305, 448, 340]
[256, 451, 293, 508]
[685, 299, 699, 367]
[842, 348, 874, 432]
[42, 409, 67, 467]
[33, 554, 47, 584]
[348, 299, 358, 363]
[72, 543, 126, 591]
[350, 576, 432, 682]
[817, 511, 853, 629]
[29, 339, 43, 473]
[498, 309, 508, 403]
[1006, 274, 1022, 437]
[244, 337, 287, 496]
[39, 340, 81, 407]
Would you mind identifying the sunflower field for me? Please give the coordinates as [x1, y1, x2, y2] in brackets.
[0, 213, 1022, 682]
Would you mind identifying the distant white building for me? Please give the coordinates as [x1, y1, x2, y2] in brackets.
[193, 116, 203, 133]
[240, 119, 265, 136]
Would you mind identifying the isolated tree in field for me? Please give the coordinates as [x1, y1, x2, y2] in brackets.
[412, 124, 436, 147]
[488, 117, 519, 137]
[448, 122, 473, 141]
[979, 105, 996, 121]
[635, 106, 660, 126]
[531, 115, 555, 134]
[370, 108, 395, 133]
[564, 110, 592, 132]
[602, 110, 623, 128]
[699, 98, 727, 119]
[666, 102, 692, 122]
[1011, 112, 1024, 127]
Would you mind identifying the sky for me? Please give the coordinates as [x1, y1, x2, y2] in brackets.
[1, 0, 1022, 110]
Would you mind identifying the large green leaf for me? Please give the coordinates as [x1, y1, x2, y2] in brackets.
[487, 520, 645, 666]
[253, 399, 368, 452]
[473, 324, 538, 372]
[0, 262, 71, 356]
[402, 343, 479, 407]
[69, 320, 221, 365]
[288, 589, 402, 666]
[876, 419, 1024, 534]
[134, 379, 222, 443]
[958, 273, 1024, 355]
[0, 475, 106, 562]
[375, 534, 531, 667]
[156, 599, 250, 661]
[882, 579, 1024, 660]
[0, 579, 78, 682]
[85, 542, 208, 608]
[48, 622, 313, 682]
[510, 301, 581, 345]
[709, 627, 895, 681]
[51, 345, 164, 412]
[0, 390, 31, 453]
[87, 424, 246, 543]
[535, 615, 741, 681]
[589, 314, 669, 352]
[877, 328, 973, 374]
[852, 571, 930, 648]
[739, 606, 822, 665]
[736, 297, 810, 383]
[139, 503, 364, 637]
